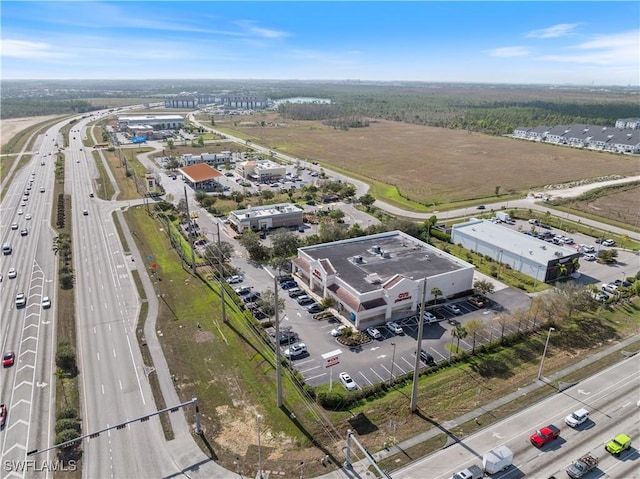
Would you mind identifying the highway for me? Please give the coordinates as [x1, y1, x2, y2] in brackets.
[392, 353, 640, 479]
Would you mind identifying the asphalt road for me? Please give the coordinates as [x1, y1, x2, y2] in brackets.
[392, 352, 640, 479]
[0, 120, 72, 479]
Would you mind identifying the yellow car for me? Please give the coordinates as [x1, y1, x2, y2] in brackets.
[605, 434, 631, 456]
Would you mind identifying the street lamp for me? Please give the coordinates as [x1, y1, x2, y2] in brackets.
[537, 327, 556, 381]
[389, 342, 397, 386]
[256, 414, 263, 479]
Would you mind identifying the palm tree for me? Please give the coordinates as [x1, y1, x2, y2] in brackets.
[451, 325, 468, 357]
[430, 287, 442, 306]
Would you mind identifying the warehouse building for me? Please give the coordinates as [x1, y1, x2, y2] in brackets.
[292, 231, 475, 330]
[118, 115, 185, 130]
[228, 203, 303, 232]
[451, 219, 580, 284]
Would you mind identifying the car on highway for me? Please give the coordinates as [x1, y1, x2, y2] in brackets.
[40, 186, 45, 193]
[0, 403, 7, 428]
[331, 325, 347, 337]
[89, 192, 94, 197]
[8, 268, 17, 279]
[530, 425, 561, 447]
[565, 408, 589, 427]
[445, 303, 463, 315]
[226, 275, 243, 284]
[15, 292, 26, 308]
[18, 209, 23, 215]
[283, 343, 307, 359]
[386, 321, 404, 335]
[2, 351, 15, 368]
[339, 372, 357, 391]
[605, 434, 631, 456]
[11, 222, 18, 230]
[21, 201, 27, 207]
[42, 296, 51, 309]
[82, 209, 89, 216]
[417, 349, 436, 365]
[20, 228, 28, 236]
[476, 205, 486, 210]
[366, 327, 382, 340]
[25, 214, 32, 220]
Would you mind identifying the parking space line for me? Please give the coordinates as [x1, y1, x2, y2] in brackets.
[430, 347, 447, 360]
[358, 371, 374, 386]
[305, 372, 327, 381]
[401, 357, 415, 369]
[370, 367, 386, 382]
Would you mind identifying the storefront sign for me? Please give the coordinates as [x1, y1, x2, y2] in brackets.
[395, 291, 411, 303]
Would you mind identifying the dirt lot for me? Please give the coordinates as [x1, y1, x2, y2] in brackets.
[220, 114, 639, 204]
[0, 115, 61, 147]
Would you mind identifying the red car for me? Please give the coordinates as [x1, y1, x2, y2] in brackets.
[530, 424, 560, 447]
[0, 404, 7, 428]
[2, 351, 15, 367]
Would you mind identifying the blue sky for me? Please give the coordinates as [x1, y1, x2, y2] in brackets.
[2, 1, 639, 85]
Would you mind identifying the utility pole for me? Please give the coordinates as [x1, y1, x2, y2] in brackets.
[272, 272, 283, 407]
[217, 222, 227, 323]
[183, 186, 196, 273]
[411, 279, 428, 412]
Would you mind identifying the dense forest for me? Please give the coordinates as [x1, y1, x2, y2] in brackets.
[2, 79, 638, 136]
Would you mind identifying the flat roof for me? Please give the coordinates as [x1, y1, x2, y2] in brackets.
[118, 115, 184, 121]
[452, 219, 577, 262]
[300, 231, 471, 294]
[232, 203, 302, 220]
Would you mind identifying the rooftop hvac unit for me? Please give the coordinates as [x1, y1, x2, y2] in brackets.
[382, 250, 391, 258]
[372, 245, 381, 253]
[353, 255, 363, 263]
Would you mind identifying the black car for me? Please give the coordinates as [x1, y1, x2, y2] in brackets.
[418, 350, 436, 365]
[306, 303, 322, 314]
[241, 291, 261, 303]
[476, 205, 486, 210]
[278, 331, 297, 344]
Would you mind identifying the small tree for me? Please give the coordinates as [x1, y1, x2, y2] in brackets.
[430, 287, 443, 305]
[56, 341, 77, 376]
[359, 193, 376, 210]
[464, 319, 485, 354]
[257, 289, 285, 319]
[451, 325, 468, 357]
[474, 279, 495, 296]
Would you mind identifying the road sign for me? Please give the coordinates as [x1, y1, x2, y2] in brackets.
[322, 349, 342, 368]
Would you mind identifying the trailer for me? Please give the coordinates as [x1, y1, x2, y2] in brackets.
[483, 445, 513, 474]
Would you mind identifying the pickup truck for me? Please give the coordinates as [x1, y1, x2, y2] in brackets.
[566, 453, 598, 479]
[452, 464, 483, 479]
[530, 424, 560, 447]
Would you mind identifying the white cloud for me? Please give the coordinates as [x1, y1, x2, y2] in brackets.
[526, 23, 580, 39]
[487, 46, 531, 57]
[234, 20, 289, 39]
[1, 39, 68, 58]
[540, 30, 640, 66]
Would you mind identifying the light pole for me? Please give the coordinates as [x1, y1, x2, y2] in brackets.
[256, 414, 263, 479]
[537, 327, 555, 380]
[389, 342, 397, 386]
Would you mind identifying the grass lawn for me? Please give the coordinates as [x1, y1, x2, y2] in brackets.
[213, 114, 639, 209]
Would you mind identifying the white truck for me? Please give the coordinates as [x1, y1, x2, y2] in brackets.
[452, 464, 483, 479]
[496, 211, 511, 223]
[482, 445, 513, 474]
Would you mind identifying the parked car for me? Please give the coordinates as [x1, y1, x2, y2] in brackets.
[602, 283, 619, 294]
[277, 330, 297, 344]
[530, 425, 561, 447]
[306, 303, 322, 314]
[613, 279, 632, 288]
[417, 349, 435, 365]
[331, 325, 347, 337]
[2, 351, 15, 367]
[605, 433, 631, 456]
[468, 295, 487, 308]
[280, 281, 298, 290]
[583, 253, 597, 261]
[296, 295, 314, 306]
[287, 288, 304, 298]
[445, 303, 463, 315]
[423, 311, 438, 323]
[565, 408, 589, 427]
[241, 292, 261, 303]
[339, 372, 357, 391]
[366, 327, 382, 339]
[234, 286, 252, 295]
[283, 343, 307, 359]
[227, 275, 243, 284]
[385, 321, 404, 335]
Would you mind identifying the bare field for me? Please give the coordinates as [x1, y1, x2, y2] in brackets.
[220, 115, 639, 204]
[562, 183, 640, 227]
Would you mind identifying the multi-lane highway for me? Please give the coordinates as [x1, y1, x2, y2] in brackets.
[393, 353, 640, 478]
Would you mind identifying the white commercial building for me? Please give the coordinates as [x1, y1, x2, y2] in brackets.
[228, 203, 303, 232]
[451, 219, 580, 284]
[118, 115, 184, 130]
[292, 231, 475, 330]
[238, 160, 286, 182]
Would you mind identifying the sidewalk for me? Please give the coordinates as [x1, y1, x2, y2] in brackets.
[314, 333, 639, 479]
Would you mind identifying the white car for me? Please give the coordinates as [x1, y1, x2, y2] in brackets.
[331, 325, 347, 337]
[42, 296, 51, 309]
[565, 408, 589, 427]
[226, 275, 243, 284]
[385, 321, 404, 335]
[8, 268, 17, 279]
[11, 222, 18, 230]
[423, 312, 437, 323]
[602, 239, 615, 247]
[18, 209, 24, 215]
[283, 343, 307, 359]
[339, 372, 357, 391]
[445, 303, 463, 315]
[15, 292, 26, 308]
[366, 327, 382, 340]
[583, 253, 597, 261]
[25, 214, 32, 220]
